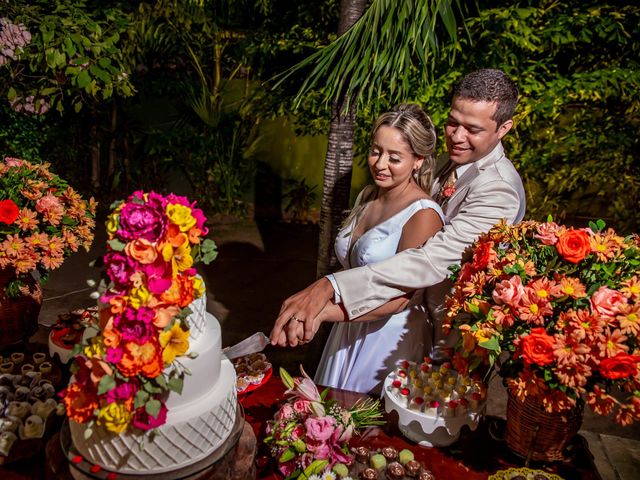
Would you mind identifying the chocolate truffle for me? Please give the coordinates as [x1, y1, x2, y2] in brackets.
[418, 470, 436, 480]
[355, 446, 371, 463]
[381, 446, 398, 462]
[386, 461, 406, 480]
[405, 459, 422, 477]
[360, 467, 378, 480]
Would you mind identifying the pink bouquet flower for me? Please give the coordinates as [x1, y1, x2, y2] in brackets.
[444, 219, 640, 426]
[264, 367, 384, 479]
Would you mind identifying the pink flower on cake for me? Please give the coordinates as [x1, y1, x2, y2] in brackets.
[534, 221, 560, 245]
[590, 286, 627, 318]
[113, 307, 156, 344]
[106, 380, 139, 404]
[104, 251, 136, 289]
[125, 238, 158, 264]
[132, 402, 168, 431]
[117, 198, 166, 242]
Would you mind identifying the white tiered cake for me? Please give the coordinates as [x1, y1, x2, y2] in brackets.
[69, 293, 237, 474]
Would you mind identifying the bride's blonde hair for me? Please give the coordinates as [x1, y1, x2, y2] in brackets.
[342, 104, 437, 227]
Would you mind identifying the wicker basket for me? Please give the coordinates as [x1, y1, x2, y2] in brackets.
[0, 268, 43, 349]
[505, 392, 583, 462]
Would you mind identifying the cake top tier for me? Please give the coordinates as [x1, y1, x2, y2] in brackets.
[62, 191, 217, 436]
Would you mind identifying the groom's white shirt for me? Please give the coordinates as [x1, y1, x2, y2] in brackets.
[330, 141, 526, 319]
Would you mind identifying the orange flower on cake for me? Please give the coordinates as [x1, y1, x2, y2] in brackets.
[444, 218, 640, 425]
[62, 191, 218, 436]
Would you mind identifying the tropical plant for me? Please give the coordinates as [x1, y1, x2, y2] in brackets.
[283, 177, 318, 223]
[275, 0, 463, 276]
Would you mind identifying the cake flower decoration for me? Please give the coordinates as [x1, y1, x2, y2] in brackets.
[61, 191, 217, 435]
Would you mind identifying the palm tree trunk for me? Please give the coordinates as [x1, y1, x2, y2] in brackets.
[316, 0, 367, 278]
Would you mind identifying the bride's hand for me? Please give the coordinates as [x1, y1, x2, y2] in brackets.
[271, 309, 326, 347]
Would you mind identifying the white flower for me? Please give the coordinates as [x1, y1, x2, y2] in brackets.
[307, 475, 321, 480]
[321, 472, 336, 480]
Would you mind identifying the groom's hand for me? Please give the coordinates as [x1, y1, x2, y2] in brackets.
[270, 277, 334, 346]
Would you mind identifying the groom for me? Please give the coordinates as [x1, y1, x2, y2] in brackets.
[271, 68, 526, 349]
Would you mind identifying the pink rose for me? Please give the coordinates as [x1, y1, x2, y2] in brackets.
[106, 380, 139, 404]
[306, 439, 331, 459]
[4, 157, 26, 167]
[276, 404, 295, 421]
[35, 193, 62, 213]
[492, 275, 525, 306]
[304, 415, 336, 442]
[591, 286, 627, 318]
[535, 222, 560, 245]
[292, 399, 311, 414]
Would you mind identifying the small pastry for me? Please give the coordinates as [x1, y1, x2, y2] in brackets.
[0, 362, 14, 374]
[14, 385, 30, 402]
[398, 449, 415, 465]
[418, 469, 436, 480]
[409, 396, 424, 412]
[443, 400, 458, 417]
[360, 467, 378, 480]
[0, 431, 18, 456]
[424, 400, 439, 417]
[39, 362, 53, 374]
[369, 453, 387, 470]
[19, 414, 45, 439]
[0, 416, 20, 433]
[32, 352, 47, 365]
[8, 400, 31, 419]
[10, 352, 25, 365]
[398, 387, 411, 407]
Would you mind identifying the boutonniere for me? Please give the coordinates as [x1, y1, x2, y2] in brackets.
[441, 180, 457, 198]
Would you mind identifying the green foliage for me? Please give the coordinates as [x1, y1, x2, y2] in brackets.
[1, 0, 135, 113]
[283, 177, 318, 222]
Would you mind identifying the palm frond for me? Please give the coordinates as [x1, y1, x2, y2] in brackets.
[273, 0, 463, 110]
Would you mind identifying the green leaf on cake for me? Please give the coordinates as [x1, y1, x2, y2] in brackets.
[107, 238, 126, 251]
[199, 238, 218, 264]
[134, 390, 150, 409]
[97, 375, 116, 395]
[168, 375, 184, 394]
[145, 399, 161, 418]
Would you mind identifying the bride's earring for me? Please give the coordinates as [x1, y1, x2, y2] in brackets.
[413, 168, 419, 179]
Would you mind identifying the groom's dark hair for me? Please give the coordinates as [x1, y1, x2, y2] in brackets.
[453, 69, 518, 129]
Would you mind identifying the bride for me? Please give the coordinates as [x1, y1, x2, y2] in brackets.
[312, 104, 444, 394]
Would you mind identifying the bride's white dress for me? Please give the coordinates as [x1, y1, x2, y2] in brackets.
[314, 198, 445, 394]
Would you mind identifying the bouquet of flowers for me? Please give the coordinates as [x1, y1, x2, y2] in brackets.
[443, 219, 640, 426]
[0, 156, 95, 295]
[61, 191, 217, 435]
[265, 367, 384, 480]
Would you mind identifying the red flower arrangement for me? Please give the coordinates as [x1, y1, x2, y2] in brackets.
[444, 219, 640, 426]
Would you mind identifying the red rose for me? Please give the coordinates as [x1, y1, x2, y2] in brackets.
[556, 229, 591, 264]
[0, 199, 19, 225]
[520, 327, 556, 366]
[599, 353, 640, 380]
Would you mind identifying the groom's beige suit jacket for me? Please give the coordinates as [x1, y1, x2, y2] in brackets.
[333, 142, 526, 320]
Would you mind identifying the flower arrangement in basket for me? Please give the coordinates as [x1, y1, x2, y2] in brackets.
[443, 219, 640, 426]
[60, 191, 217, 435]
[265, 367, 384, 480]
[0, 156, 95, 295]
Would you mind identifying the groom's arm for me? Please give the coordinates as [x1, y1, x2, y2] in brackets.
[335, 179, 524, 319]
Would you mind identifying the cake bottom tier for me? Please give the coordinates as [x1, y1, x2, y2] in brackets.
[69, 358, 237, 475]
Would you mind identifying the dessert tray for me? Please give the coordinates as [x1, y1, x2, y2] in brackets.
[488, 467, 565, 480]
[48, 307, 98, 364]
[232, 352, 272, 395]
[382, 360, 486, 447]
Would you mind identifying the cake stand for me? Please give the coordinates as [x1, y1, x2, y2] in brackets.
[382, 373, 484, 447]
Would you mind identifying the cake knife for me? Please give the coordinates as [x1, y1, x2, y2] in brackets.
[223, 331, 270, 360]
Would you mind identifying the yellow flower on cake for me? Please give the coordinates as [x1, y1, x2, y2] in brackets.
[105, 212, 120, 237]
[129, 285, 151, 309]
[98, 402, 132, 434]
[192, 276, 205, 299]
[159, 322, 190, 364]
[84, 337, 106, 358]
[166, 204, 196, 232]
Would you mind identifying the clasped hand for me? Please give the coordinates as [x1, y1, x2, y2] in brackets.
[269, 277, 334, 347]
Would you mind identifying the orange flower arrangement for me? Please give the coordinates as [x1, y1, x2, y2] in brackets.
[0, 156, 95, 295]
[444, 219, 640, 426]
